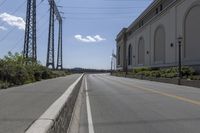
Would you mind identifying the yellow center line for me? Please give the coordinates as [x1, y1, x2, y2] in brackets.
[106, 76, 200, 106]
[133, 84, 200, 106]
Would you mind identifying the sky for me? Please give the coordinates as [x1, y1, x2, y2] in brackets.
[0, 0, 153, 69]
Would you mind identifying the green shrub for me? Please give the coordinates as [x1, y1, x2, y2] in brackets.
[182, 66, 195, 77]
[114, 66, 196, 79]
[13, 65, 29, 85]
[133, 67, 151, 74]
[150, 71, 161, 77]
[0, 52, 70, 89]
[42, 69, 52, 79]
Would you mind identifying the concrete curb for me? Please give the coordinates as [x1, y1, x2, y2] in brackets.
[25, 74, 84, 133]
[67, 76, 85, 133]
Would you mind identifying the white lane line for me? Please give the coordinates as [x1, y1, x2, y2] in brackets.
[85, 77, 95, 133]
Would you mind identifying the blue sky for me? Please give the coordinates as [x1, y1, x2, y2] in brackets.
[0, 0, 153, 69]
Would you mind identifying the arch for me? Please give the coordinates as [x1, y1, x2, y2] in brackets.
[184, 3, 200, 61]
[128, 44, 132, 65]
[154, 25, 165, 64]
[117, 46, 121, 65]
[138, 37, 145, 65]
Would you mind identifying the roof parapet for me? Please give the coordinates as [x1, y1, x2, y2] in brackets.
[127, 0, 160, 32]
[116, 28, 127, 42]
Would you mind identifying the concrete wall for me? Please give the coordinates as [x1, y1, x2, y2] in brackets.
[176, 0, 200, 65]
[25, 75, 84, 133]
[117, 0, 200, 70]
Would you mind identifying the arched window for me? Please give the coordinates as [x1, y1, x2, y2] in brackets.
[118, 46, 121, 65]
[154, 26, 165, 64]
[128, 44, 132, 65]
[184, 5, 200, 61]
[138, 37, 145, 65]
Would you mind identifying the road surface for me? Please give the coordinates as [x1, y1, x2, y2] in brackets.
[79, 74, 200, 133]
[0, 74, 81, 133]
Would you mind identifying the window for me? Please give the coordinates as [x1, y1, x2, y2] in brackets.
[156, 8, 159, 14]
[128, 44, 132, 65]
[139, 21, 144, 28]
[154, 26, 165, 63]
[118, 47, 121, 65]
[138, 37, 145, 65]
[128, 31, 132, 36]
[160, 4, 163, 11]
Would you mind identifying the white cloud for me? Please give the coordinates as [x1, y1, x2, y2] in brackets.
[0, 12, 25, 30]
[74, 35, 106, 43]
[94, 35, 106, 41]
[0, 26, 7, 31]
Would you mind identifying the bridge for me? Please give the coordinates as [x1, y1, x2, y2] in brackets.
[0, 0, 200, 133]
[1, 73, 200, 133]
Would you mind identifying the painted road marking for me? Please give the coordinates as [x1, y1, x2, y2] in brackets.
[85, 77, 95, 133]
[134, 85, 200, 106]
[104, 75, 200, 106]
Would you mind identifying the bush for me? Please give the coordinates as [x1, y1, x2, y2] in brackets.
[0, 52, 69, 89]
[133, 67, 151, 74]
[150, 71, 161, 78]
[114, 66, 196, 79]
[42, 68, 52, 79]
[13, 65, 29, 85]
[182, 66, 195, 77]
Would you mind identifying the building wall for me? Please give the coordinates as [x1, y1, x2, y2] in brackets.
[177, 0, 200, 65]
[118, 0, 200, 70]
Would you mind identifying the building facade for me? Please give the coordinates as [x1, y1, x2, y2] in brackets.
[116, 0, 200, 71]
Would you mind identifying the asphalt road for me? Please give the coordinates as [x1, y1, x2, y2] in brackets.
[79, 74, 200, 133]
[0, 74, 81, 133]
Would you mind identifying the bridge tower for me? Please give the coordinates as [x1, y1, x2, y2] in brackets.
[46, 0, 63, 69]
[56, 20, 63, 69]
[23, 0, 37, 62]
[46, 0, 55, 69]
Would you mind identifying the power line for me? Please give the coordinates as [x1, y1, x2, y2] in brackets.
[10, 37, 23, 52]
[0, 27, 17, 42]
[62, 0, 152, 1]
[0, 0, 44, 27]
[62, 6, 148, 9]
[9, 26, 48, 53]
[0, 0, 47, 44]
[2, 2, 49, 54]
[104, 0, 152, 1]
[8, 15, 49, 54]
[0, 0, 26, 43]
[0, 0, 7, 8]
[66, 17, 137, 21]
[0, 0, 26, 27]
[64, 12, 145, 15]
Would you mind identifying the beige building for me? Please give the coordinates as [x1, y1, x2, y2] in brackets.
[116, 0, 200, 71]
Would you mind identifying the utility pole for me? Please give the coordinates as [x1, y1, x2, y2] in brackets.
[125, 58, 128, 77]
[112, 50, 117, 72]
[111, 57, 113, 75]
[23, 0, 37, 62]
[178, 36, 183, 85]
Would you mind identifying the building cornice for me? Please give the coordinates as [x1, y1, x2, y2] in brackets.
[116, 28, 127, 42]
[127, 0, 160, 31]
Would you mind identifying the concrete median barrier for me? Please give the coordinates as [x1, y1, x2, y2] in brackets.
[25, 74, 84, 133]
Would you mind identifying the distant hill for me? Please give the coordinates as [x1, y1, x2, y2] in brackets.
[64, 68, 110, 73]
